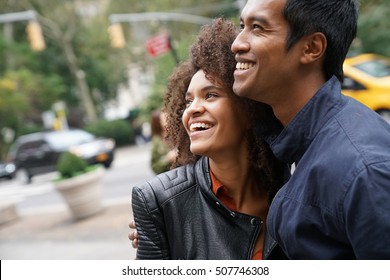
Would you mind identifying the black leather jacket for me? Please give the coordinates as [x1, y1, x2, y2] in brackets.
[132, 156, 287, 260]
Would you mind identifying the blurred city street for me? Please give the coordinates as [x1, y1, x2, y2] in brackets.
[0, 144, 155, 260]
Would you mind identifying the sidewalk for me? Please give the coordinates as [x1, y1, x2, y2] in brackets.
[0, 200, 137, 260]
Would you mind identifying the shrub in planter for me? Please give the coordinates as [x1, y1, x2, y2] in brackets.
[56, 152, 88, 179]
[54, 152, 104, 220]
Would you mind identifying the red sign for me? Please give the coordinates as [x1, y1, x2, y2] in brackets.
[146, 33, 171, 57]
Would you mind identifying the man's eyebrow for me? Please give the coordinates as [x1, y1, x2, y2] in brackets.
[241, 15, 270, 26]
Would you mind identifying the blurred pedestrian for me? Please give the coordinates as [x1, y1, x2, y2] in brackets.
[150, 109, 176, 174]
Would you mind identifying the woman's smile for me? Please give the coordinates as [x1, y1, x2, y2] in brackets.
[188, 122, 215, 141]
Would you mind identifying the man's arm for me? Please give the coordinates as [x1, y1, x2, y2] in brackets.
[344, 162, 390, 259]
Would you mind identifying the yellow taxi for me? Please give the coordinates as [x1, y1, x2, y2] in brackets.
[342, 53, 390, 123]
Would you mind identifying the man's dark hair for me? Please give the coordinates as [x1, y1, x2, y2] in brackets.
[284, 0, 359, 82]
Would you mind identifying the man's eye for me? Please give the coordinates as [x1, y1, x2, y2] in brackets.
[185, 99, 192, 106]
[253, 24, 264, 31]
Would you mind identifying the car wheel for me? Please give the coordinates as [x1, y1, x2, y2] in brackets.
[377, 110, 390, 124]
[15, 168, 32, 185]
[103, 161, 113, 168]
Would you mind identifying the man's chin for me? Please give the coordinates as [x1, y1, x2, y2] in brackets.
[233, 83, 243, 96]
[233, 83, 250, 98]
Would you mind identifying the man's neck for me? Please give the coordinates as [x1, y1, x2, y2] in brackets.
[272, 74, 326, 126]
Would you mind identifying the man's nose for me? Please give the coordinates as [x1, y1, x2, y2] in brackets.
[231, 31, 250, 54]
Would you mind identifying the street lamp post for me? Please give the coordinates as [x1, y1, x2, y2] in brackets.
[0, 10, 36, 23]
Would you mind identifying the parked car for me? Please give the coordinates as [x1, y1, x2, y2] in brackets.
[342, 53, 390, 123]
[0, 161, 16, 180]
[8, 129, 115, 184]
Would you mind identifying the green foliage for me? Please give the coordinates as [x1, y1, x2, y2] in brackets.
[0, 23, 67, 157]
[0, 75, 28, 159]
[76, 16, 128, 101]
[0, 75, 29, 125]
[56, 152, 88, 179]
[0, 67, 65, 158]
[1, 0, 128, 126]
[357, 1, 390, 57]
[6, 69, 65, 111]
[84, 119, 134, 146]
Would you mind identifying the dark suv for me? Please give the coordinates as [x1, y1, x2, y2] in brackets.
[8, 129, 115, 184]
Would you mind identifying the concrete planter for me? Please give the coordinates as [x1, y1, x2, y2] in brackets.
[54, 166, 104, 220]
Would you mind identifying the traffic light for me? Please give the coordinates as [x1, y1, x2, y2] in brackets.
[108, 23, 125, 48]
[26, 21, 45, 51]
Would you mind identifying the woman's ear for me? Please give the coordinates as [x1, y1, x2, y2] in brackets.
[300, 32, 327, 64]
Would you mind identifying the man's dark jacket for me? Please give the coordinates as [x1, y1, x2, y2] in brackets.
[263, 77, 390, 259]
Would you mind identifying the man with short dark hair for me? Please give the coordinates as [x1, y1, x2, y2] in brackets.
[232, 0, 390, 259]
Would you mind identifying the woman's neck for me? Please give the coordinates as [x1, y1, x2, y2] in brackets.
[209, 155, 268, 217]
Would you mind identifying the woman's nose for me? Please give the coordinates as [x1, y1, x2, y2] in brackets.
[186, 98, 205, 115]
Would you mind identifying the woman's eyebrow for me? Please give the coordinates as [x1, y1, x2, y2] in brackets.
[201, 85, 223, 92]
[185, 85, 223, 96]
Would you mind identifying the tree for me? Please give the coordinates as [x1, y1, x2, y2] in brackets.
[0, 31, 67, 158]
[1, 0, 130, 123]
[357, 0, 390, 56]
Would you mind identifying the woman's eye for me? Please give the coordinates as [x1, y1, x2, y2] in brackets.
[206, 92, 218, 99]
[184, 99, 192, 106]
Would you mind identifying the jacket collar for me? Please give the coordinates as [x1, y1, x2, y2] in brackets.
[195, 156, 213, 193]
[266, 76, 346, 164]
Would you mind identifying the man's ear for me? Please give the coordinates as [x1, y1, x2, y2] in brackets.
[300, 32, 327, 64]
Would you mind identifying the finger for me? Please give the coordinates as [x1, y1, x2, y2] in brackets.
[129, 220, 136, 229]
[132, 238, 139, 249]
[128, 230, 138, 240]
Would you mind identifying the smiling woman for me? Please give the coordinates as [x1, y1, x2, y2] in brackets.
[131, 18, 286, 260]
